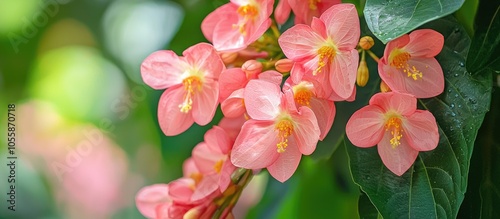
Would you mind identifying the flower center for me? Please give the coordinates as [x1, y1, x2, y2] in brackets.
[292, 82, 314, 106]
[235, 4, 259, 35]
[213, 160, 224, 174]
[179, 76, 202, 113]
[189, 172, 203, 188]
[314, 45, 336, 75]
[388, 49, 423, 80]
[309, 0, 321, 10]
[385, 116, 403, 148]
[275, 119, 294, 153]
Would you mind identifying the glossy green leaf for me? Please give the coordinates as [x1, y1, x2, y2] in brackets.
[347, 17, 492, 218]
[364, 0, 464, 43]
[466, 0, 500, 73]
[358, 192, 381, 219]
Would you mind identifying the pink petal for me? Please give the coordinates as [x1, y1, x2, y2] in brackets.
[136, 184, 170, 218]
[192, 81, 219, 126]
[192, 142, 224, 174]
[369, 92, 416, 116]
[406, 29, 444, 58]
[258, 70, 283, 85]
[345, 105, 385, 147]
[219, 68, 248, 102]
[182, 158, 199, 177]
[310, 17, 328, 39]
[291, 106, 320, 155]
[247, 18, 273, 46]
[320, 4, 360, 50]
[205, 126, 232, 154]
[267, 137, 302, 182]
[221, 89, 246, 118]
[155, 203, 172, 219]
[290, 63, 306, 84]
[212, 13, 246, 52]
[218, 116, 246, 142]
[183, 43, 224, 80]
[309, 97, 335, 140]
[274, 0, 291, 24]
[231, 120, 279, 169]
[278, 24, 325, 61]
[141, 50, 185, 89]
[329, 49, 358, 99]
[158, 87, 195, 136]
[191, 174, 218, 202]
[383, 34, 410, 60]
[168, 178, 195, 204]
[403, 110, 439, 151]
[379, 57, 444, 98]
[244, 80, 281, 120]
[377, 132, 419, 176]
[201, 3, 239, 42]
[219, 160, 237, 192]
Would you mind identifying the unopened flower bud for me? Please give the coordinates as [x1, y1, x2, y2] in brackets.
[359, 36, 375, 50]
[184, 207, 201, 219]
[242, 60, 263, 75]
[380, 80, 391, 93]
[356, 60, 369, 87]
[275, 59, 293, 73]
[221, 52, 238, 64]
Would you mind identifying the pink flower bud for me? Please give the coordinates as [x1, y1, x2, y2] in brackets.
[242, 60, 263, 75]
[275, 59, 293, 73]
[220, 52, 238, 64]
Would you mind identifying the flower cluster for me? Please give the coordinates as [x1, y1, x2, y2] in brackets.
[137, 0, 446, 217]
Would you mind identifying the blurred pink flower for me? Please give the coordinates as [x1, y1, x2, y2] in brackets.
[345, 92, 439, 176]
[274, 0, 291, 24]
[141, 43, 225, 136]
[278, 4, 360, 99]
[202, 0, 274, 52]
[231, 80, 320, 182]
[378, 29, 445, 98]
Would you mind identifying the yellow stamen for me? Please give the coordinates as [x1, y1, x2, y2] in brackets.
[292, 81, 314, 106]
[189, 172, 203, 189]
[388, 49, 423, 80]
[309, 0, 321, 10]
[385, 116, 403, 148]
[179, 76, 202, 113]
[275, 119, 294, 153]
[314, 45, 336, 75]
[213, 160, 224, 174]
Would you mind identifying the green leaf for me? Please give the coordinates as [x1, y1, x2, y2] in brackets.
[358, 191, 382, 219]
[466, 0, 500, 73]
[454, 0, 478, 36]
[364, 0, 464, 43]
[459, 87, 500, 218]
[347, 17, 492, 218]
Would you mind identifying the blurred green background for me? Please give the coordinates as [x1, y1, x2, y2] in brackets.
[0, 0, 360, 218]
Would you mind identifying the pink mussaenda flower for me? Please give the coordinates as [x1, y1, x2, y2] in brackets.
[201, 0, 274, 52]
[378, 29, 444, 98]
[231, 80, 320, 182]
[283, 74, 335, 140]
[141, 43, 225, 136]
[289, 0, 341, 25]
[345, 92, 439, 176]
[278, 4, 360, 99]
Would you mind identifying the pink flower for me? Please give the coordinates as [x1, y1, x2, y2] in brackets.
[345, 92, 439, 176]
[219, 68, 283, 118]
[289, 0, 341, 25]
[231, 80, 320, 182]
[141, 43, 225, 136]
[192, 126, 236, 196]
[201, 0, 274, 52]
[283, 76, 336, 141]
[378, 29, 444, 98]
[278, 4, 360, 99]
